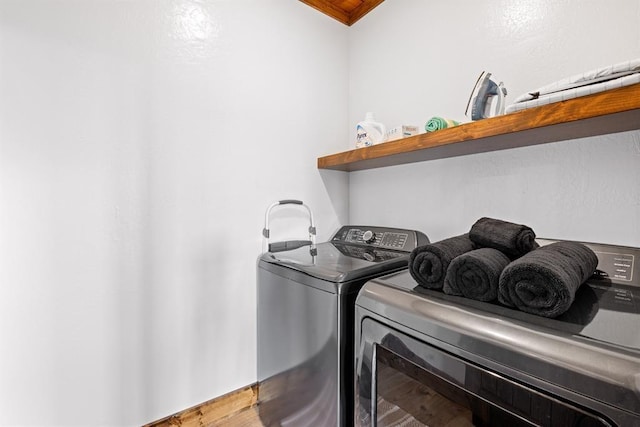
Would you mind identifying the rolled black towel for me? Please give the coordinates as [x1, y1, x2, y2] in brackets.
[443, 248, 511, 301]
[469, 217, 538, 259]
[498, 241, 598, 318]
[409, 234, 476, 289]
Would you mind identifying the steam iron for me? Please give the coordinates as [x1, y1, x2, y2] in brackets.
[465, 72, 507, 120]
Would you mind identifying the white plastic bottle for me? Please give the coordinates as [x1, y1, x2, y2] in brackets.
[355, 112, 387, 148]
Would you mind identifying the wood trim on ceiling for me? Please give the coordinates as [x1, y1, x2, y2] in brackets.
[299, 0, 385, 26]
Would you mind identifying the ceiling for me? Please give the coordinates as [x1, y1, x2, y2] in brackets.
[299, 0, 385, 26]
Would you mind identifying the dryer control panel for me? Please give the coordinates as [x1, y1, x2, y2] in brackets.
[331, 226, 429, 251]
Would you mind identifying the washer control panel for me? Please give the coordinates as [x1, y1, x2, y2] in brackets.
[332, 226, 429, 251]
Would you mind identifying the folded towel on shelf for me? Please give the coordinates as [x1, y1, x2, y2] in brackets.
[425, 117, 460, 132]
[506, 57, 640, 113]
[515, 58, 640, 103]
[443, 248, 511, 301]
[506, 73, 640, 113]
[498, 241, 598, 318]
[409, 234, 476, 289]
[469, 217, 538, 259]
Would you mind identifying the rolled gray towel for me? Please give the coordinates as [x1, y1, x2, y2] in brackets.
[443, 248, 511, 301]
[498, 241, 598, 318]
[409, 234, 476, 289]
[469, 217, 538, 259]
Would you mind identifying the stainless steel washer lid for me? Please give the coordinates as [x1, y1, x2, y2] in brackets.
[259, 225, 429, 285]
[259, 242, 409, 284]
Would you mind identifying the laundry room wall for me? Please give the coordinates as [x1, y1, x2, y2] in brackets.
[0, 1, 348, 425]
[346, 0, 640, 247]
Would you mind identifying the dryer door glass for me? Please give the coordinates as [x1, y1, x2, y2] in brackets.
[373, 339, 612, 427]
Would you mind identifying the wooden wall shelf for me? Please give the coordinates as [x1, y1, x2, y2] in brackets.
[317, 83, 640, 172]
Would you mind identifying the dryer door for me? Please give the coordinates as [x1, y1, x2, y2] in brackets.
[356, 316, 614, 427]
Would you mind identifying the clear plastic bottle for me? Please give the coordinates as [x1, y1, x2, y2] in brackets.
[355, 112, 387, 148]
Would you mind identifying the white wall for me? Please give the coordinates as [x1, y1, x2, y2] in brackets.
[348, 0, 640, 246]
[0, 1, 348, 425]
[2, 0, 640, 425]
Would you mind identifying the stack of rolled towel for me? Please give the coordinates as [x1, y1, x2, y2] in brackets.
[408, 217, 598, 318]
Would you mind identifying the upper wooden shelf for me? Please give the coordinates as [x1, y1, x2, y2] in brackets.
[317, 83, 640, 172]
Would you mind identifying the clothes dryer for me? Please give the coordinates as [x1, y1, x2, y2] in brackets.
[355, 239, 640, 426]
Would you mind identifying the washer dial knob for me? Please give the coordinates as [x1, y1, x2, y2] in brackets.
[362, 230, 375, 244]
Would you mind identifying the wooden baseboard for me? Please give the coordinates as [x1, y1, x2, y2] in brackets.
[144, 383, 258, 427]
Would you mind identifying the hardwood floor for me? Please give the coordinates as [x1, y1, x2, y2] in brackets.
[210, 407, 264, 426]
[145, 384, 262, 427]
[145, 366, 457, 426]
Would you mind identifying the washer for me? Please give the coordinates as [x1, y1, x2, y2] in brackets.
[355, 239, 640, 426]
[257, 225, 429, 427]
